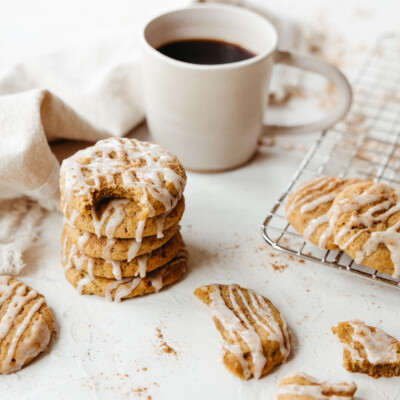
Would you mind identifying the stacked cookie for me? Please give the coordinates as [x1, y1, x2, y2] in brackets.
[59, 138, 188, 302]
[286, 177, 400, 278]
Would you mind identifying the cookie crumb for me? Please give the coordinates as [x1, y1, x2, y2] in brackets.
[271, 262, 288, 272]
[156, 327, 177, 356]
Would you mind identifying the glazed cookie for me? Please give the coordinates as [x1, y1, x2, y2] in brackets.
[60, 137, 186, 217]
[277, 372, 357, 399]
[286, 176, 362, 250]
[329, 181, 400, 277]
[63, 196, 185, 240]
[64, 249, 187, 302]
[63, 222, 178, 261]
[61, 229, 183, 279]
[194, 284, 291, 380]
[0, 276, 53, 374]
[332, 320, 400, 378]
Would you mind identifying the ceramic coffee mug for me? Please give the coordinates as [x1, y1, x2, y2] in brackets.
[141, 4, 352, 171]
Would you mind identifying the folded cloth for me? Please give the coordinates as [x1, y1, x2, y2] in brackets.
[0, 0, 311, 275]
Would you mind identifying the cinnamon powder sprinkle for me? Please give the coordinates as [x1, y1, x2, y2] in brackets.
[156, 327, 177, 356]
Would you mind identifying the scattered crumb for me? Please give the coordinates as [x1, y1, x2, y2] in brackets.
[132, 387, 149, 398]
[271, 262, 288, 272]
[156, 327, 177, 357]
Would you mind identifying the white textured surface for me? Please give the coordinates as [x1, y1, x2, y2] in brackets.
[1, 0, 400, 399]
[1, 135, 399, 399]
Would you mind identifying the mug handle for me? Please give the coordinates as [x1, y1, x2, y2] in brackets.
[263, 50, 352, 135]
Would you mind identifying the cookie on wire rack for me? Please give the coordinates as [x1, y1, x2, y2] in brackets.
[329, 180, 400, 278]
[286, 176, 362, 250]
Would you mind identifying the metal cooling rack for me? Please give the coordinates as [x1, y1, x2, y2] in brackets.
[261, 33, 400, 289]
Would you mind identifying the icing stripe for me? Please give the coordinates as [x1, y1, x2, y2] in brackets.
[206, 284, 290, 379]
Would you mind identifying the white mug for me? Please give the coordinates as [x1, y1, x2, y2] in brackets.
[140, 4, 352, 171]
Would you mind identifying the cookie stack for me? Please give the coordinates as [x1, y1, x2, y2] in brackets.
[59, 138, 188, 302]
[286, 177, 400, 278]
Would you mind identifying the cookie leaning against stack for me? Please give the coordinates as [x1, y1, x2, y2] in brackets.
[59, 138, 188, 302]
[286, 176, 400, 278]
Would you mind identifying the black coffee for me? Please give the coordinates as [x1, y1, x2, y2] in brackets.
[157, 39, 255, 65]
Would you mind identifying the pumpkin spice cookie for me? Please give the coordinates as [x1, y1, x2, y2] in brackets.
[60, 137, 186, 217]
[286, 176, 362, 250]
[332, 320, 400, 378]
[63, 195, 185, 240]
[194, 284, 291, 380]
[64, 248, 188, 302]
[0, 276, 53, 374]
[277, 372, 357, 399]
[61, 229, 183, 279]
[329, 181, 400, 277]
[63, 222, 179, 261]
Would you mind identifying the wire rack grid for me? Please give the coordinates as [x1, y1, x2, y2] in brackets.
[261, 33, 400, 289]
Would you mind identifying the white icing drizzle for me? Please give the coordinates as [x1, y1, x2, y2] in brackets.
[345, 320, 399, 365]
[135, 220, 146, 243]
[76, 276, 94, 295]
[329, 183, 400, 278]
[62, 241, 95, 292]
[114, 278, 142, 303]
[77, 231, 90, 251]
[206, 284, 290, 379]
[104, 277, 141, 303]
[303, 214, 331, 248]
[91, 199, 129, 238]
[101, 247, 187, 302]
[0, 276, 19, 306]
[86, 258, 95, 278]
[12, 314, 50, 373]
[110, 260, 122, 280]
[207, 285, 251, 379]
[105, 202, 127, 238]
[278, 373, 356, 399]
[228, 287, 267, 379]
[102, 238, 116, 260]
[0, 285, 38, 340]
[0, 277, 51, 374]
[68, 208, 80, 228]
[291, 177, 365, 249]
[105, 280, 122, 302]
[287, 177, 337, 214]
[137, 253, 151, 278]
[156, 209, 172, 239]
[300, 191, 337, 214]
[149, 272, 163, 293]
[247, 290, 291, 360]
[60, 137, 186, 217]
[3, 298, 45, 369]
[127, 240, 142, 262]
[288, 177, 352, 249]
